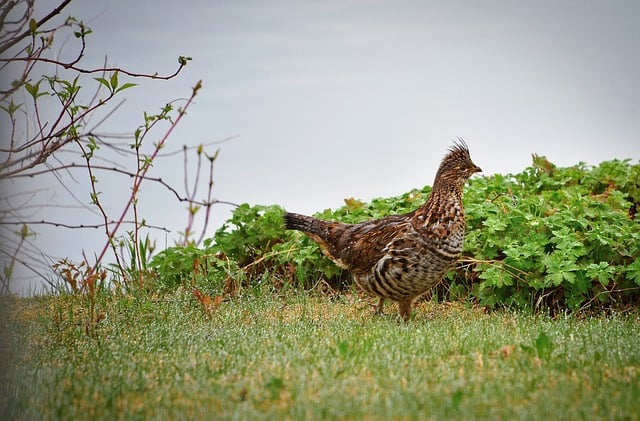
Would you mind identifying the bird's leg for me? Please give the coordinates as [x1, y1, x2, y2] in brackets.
[398, 299, 413, 322]
[375, 297, 385, 315]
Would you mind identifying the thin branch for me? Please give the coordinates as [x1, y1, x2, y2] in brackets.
[0, 219, 171, 232]
[195, 149, 220, 245]
[85, 98, 126, 134]
[578, 285, 640, 313]
[0, 0, 71, 55]
[1, 55, 189, 80]
[76, 133, 131, 278]
[11, 162, 240, 208]
[0, 243, 52, 287]
[155, 136, 238, 157]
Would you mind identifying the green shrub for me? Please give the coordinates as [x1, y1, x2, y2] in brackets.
[150, 157, 640, 312]
[464, 157, 640, 311]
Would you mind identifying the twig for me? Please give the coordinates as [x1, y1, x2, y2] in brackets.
[1, 55, 189, 80]
[195, 149, 220, 245]
[578, 285, 640, 313]
[0, 220, 170, 232]
[9, 162, 240, 208]
[0, 0, 72, 55]
[459, 256, 531, 283]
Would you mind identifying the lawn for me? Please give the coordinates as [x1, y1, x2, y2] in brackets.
[1, 290, 639, 420]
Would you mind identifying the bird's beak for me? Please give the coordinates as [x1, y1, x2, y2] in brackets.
[472, 164, 482, 173]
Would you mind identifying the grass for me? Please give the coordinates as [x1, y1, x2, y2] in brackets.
[1, 289, 639, 420]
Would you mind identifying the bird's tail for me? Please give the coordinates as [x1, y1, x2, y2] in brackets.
[283, 212, 321, 235]
[284, 212, 348, 268]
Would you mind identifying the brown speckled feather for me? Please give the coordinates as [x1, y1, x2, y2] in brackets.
[284, 139, 481, 320]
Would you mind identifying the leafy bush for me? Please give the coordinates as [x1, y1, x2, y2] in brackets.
[464, 156, 640, 311]
[150, 204, 297, 292]
[150, 156, 640, 312]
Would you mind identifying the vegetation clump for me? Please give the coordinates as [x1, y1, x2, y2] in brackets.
[151, 155, 640, 313]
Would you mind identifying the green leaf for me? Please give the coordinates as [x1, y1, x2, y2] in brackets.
[89, 192, 101, 205]
[585, 262, 615, 286]
[178, 56, 192, 66]
[24, 81, 47, 100]
[3, 264, 13, 280]
[0, 101, 22, 116]
[110, 71, 119, 91]
[478, 265, 513, 288]
[94, 77, 111, 91]
[482, 215, 508, 233]
[115, 82, 137, 94]
[543, 252, 580, 286]
[625, 258, 640, 286]
[29, 18, 38, 34]
[19, 224, 30, 238]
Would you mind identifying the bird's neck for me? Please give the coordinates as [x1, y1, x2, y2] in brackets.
[413, 183, 465, 230]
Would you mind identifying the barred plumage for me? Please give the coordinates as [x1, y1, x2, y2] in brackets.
[284, 140, 481, 320]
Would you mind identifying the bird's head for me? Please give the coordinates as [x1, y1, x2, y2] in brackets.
[433, 139, 482, 189]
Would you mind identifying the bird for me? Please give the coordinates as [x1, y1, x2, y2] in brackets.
[283, 139, 481, 320]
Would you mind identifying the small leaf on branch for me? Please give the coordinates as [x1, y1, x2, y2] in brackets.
[193, 80, 202, 93]
[110, 71, 119, 91]
[178, 56, 193, 66]
[3, 264, 13, 280]
[115, 83, 138, 93]
[87, 136, 99, 152]
[29, 18, 38, 34]
[0, 101, 22, 116]
[90, 192, 101, 205]
[20, 224, 30, 239]
[24, 81, 47, 100]
[95, 77, 111, 91]
[207, 148, 220, 162]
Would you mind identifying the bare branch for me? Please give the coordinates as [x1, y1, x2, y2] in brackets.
[0, 55, 189, 81]
[0, 0, 71, 55]
[0, 219, 170, 232]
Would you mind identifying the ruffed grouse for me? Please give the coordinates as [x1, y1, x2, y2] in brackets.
[284, 139, 482, 320]
[284, 140, 481, 320]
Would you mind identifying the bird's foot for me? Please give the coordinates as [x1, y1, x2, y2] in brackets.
[373, 297, 385, 315]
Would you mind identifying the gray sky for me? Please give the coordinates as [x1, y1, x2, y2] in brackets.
[6, 0, 640, 293]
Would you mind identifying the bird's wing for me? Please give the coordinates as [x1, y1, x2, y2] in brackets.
[333, 213, 415, 273]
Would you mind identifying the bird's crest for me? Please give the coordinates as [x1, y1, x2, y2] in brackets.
[446, 138, 472, 163]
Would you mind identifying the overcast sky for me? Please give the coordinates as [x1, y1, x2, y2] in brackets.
[6, 0, 640, 293]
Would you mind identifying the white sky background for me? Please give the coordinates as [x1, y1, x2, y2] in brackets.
[5, 0, 639, 293]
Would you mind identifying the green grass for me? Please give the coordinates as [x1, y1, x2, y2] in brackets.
[1, 290, 639, 420]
